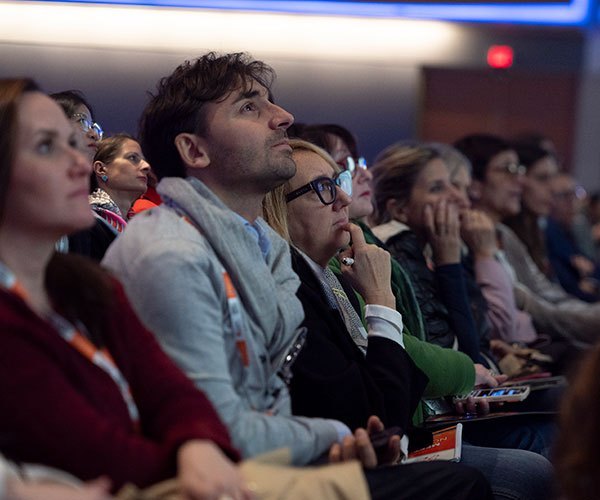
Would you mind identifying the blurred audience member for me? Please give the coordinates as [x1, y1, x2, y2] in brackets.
[295, 123, 360, 163]
[51, 90, 115, 259]
[571, 190, 597, 262]
[503, 143, 559, 276]
[50, 89, 102, 162]
[556, 342, 600, 500]
[545, 172, 600, 302]
[370, 143, 484, 363]
[511, 132, 558, 159]
[90, 134, 150, 233]
[436, 142, 539, 354]
[578, 191, 600, 261]
[130, 168, 161, 217]
[455, 133, 597, 349]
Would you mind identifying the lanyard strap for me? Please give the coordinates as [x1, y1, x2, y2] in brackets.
[164, 199, 251, 368]
[222, 271, 249, 366]
[0, 262, 27, 300]
[0, 261, 140, 426]
[47, 314, 140, 425]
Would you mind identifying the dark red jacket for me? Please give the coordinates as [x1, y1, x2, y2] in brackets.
[0, 278, 238, 490]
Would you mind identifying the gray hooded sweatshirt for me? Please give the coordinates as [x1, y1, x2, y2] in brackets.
[103, 177, 340, 464]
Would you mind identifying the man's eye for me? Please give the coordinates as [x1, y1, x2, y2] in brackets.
[242, 102, 256, 112]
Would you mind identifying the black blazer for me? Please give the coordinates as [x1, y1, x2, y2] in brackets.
[289, 248, 428, 432]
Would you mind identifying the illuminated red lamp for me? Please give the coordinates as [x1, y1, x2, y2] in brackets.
[487, 45, 514, 69]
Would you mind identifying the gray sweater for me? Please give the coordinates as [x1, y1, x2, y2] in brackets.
[103, 177, 339, 464]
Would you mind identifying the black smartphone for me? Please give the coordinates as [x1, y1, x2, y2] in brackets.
[370, 426, 403, 453]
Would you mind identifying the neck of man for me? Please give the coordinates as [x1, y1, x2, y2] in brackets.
[200, 178, 265, 223]
[0, 226, 56, 315]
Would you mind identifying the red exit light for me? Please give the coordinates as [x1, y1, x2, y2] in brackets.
[487, 45, 514, 69]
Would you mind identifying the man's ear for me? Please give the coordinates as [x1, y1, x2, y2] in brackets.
[386, 198, 407, 223]
[469, 179, 483, 202]
[174, 133, 210, 170]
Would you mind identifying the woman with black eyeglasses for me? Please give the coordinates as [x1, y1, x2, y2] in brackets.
[264, 139, 428, 436]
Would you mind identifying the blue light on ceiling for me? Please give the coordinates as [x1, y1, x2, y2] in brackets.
[37, 0, 592, 25]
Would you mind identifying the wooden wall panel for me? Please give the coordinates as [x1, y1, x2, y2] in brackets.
[419, 67, 578, 167]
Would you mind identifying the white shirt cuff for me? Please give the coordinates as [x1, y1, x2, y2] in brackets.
[400, 434, 410, 461]
[365, 304, 404, 348]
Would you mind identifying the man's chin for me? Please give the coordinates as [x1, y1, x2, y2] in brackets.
[279, 157, 297, 180]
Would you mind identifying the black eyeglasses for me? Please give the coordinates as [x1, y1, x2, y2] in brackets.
[286, 170, 353, 205]
[337, 156, 368, 177]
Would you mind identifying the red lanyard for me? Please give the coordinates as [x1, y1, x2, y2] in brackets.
[0, 262, 140, 426]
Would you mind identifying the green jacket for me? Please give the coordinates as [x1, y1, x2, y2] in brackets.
[329, 221, 475, 424]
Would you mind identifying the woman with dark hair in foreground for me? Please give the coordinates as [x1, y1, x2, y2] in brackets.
[0, 78, 251, 499]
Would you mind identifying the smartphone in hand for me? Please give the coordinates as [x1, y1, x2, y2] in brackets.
[369, 426, 403, 460]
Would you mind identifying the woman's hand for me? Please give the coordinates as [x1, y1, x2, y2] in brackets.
[424, 199, 461, 265]
[177, 440, 253, 500]
[460, 209, 498, 259]
[338, 223, 395, 309]
[366, 415, 401, 465]
[571, 254, 595, 277]
[328, 416, 400, 469]
[455, 364, 509, 415]
[474, 363, 507, 387]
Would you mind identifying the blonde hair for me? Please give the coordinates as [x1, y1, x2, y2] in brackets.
[263, 139, 341, 241]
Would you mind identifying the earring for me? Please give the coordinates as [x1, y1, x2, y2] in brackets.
[100, 174, 108, 183]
